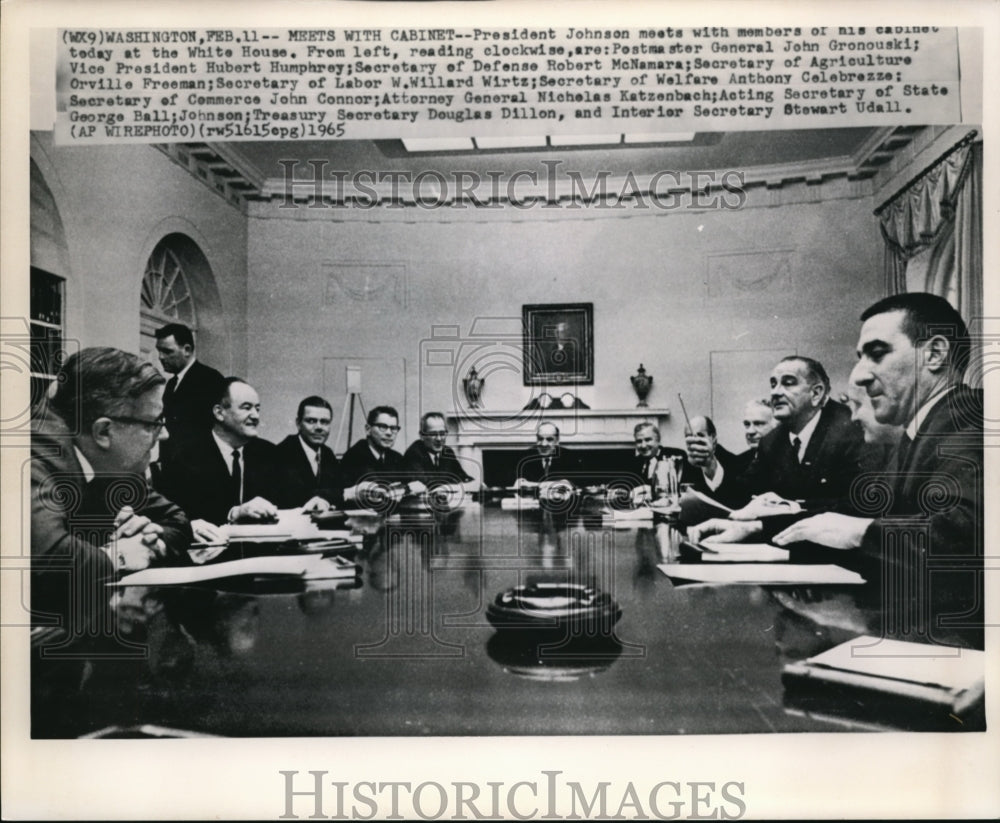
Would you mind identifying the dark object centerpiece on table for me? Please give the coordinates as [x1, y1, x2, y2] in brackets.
[486, 581, 621, 635]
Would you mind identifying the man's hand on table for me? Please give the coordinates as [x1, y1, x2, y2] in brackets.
[228, 496, 279, 522]
[687, 518, 763, 544]
[772, 512, 872, 550]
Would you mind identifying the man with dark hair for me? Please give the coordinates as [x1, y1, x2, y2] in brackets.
[154, 322, 224, 458]
[402, 412, 473, 489]
[274, 395, 343, 510]
[682, 414, 746, 502]
[717, 355, 864, 511]
[339, 405, 405, 490]
[771, 293, 982, 647]
[157, 377, 280, 539]
[31, 347, 191, 634]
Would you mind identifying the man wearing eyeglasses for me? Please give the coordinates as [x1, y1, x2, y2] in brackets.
[339, 406, 408, 507]
[402, 412, 473, 490]
[31, 347, 192, 637]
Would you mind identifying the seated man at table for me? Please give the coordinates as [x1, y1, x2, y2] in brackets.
[157, 377, 281, 541]
[715, 355, 864, 515]
[773, 293, 983, 646]
[625, 420, 730, 505]
[732, 398, 778, 477]
[340, 405, 412, 508]
[627, 422, 686, 504]
[682, 415, 748, 503]
[274, 395, 343, 511]
[31, 347, 192, 638]
[514, 422, 581, 487]
[693, 294, 983, 647]
[402, 411, 473, 489]
[845, 383, 901, 471]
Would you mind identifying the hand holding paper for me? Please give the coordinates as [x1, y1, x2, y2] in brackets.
[300, 496, 331, 514]
[729, 493, 802, 520]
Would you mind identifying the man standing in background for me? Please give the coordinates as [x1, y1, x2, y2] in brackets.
[154, 323, 224, 462]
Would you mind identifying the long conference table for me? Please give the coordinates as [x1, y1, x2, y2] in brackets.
[31, 498, 981, 738]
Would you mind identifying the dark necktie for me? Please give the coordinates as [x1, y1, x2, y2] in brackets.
[164, 376, 178, 405]
[431, 453, 439, 468]
[231, 448, 243, 505]
[543, 456, 551, 476]
[894, 433, 913, 474]
[792, 437, 802, 464]
[313, 448, 321, 478]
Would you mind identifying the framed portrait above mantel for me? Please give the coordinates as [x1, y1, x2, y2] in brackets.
[522, 302, 594, 386]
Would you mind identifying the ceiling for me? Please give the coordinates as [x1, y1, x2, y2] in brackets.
[157, 127, 922, 208]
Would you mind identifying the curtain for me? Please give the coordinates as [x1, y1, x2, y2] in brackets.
[876, 135, 982, 384]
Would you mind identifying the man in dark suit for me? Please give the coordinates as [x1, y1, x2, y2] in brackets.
[625, 421, 686, 503]
[157, 377, 281, 541]
[729, 399, 777, 477]
[274, 395, 343, 510]
[340, 406, 405, 502]
[718, 356, 864, 512]
[514, 422, 582, 485]
[154, 323, 224, 461]
[402, 412, 473, 489]
[682, 415, 748, 506]
[772, 293, 983, 647]
[31, 347, 191, 636]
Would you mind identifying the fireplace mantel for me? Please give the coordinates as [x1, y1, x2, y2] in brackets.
[446, 408, 670, 482]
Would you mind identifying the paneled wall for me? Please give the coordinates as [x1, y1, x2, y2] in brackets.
[246, 185, 882, 453]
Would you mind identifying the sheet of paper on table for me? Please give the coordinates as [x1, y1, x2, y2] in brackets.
[219, 508, 331, 541]
[603, 507, 653, 520]
[679, 488, 732, 522]
[657, 563, 866, 586]
[111, 553, 359, 587]
[501, 497, 540, 510]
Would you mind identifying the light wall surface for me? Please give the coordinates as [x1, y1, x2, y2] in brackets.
[246, 186, 882, 453]
[29, 134, 249, 376]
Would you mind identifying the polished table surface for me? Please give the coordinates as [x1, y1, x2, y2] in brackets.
[32, 501, 979, 738]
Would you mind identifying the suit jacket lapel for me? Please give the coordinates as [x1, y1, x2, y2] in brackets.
[799, 405, 831, 468]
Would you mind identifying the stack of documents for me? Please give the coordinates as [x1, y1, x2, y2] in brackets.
[112, 553, 360, 587]
[680, 541, 790, 563]
[782, 636, 985, 716]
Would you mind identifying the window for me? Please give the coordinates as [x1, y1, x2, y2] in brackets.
[30, 267, 64, 411]
[140, 241, 197, 361]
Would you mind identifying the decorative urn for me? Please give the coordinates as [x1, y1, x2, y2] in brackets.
[463, 366, 485, 409]
[630, 364, 653, 407]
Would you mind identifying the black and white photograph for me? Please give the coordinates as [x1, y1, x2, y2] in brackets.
[2, 1, 998, 820]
